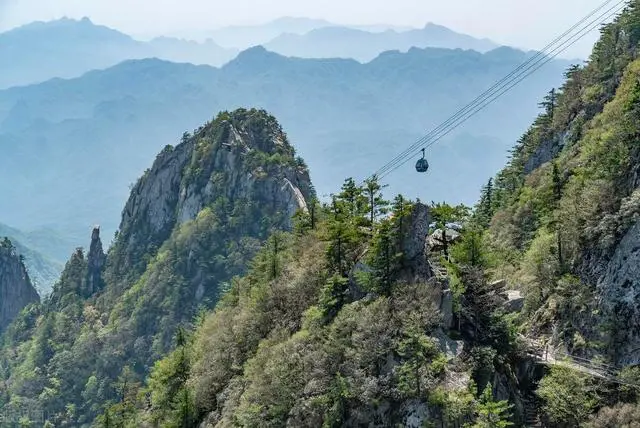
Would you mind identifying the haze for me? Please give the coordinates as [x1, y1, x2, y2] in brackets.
[0, 0, 611, 57]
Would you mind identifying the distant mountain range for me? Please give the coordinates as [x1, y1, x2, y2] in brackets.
[265, 23, 497, 61]
[0, 45, 571, 246]
[1, 17, 499, 89]
[202, 17, 335, 48]
[197, 16, 416, 48]
[0, 17, 238, 89]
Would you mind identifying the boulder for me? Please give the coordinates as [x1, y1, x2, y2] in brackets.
[504, 290, 525, 313]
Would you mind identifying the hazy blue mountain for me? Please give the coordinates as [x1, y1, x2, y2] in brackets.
[0, 17, 237, 89]
[0, 46, 571, 245]
[1, 16, 498, 90]
[205, 17, 335, 48]
[265, 23, 498, 61]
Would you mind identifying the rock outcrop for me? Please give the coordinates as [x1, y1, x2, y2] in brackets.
[0, 238, 39, 331]
[597, 219, 640, 364]
[399, 202, 432, 282]
[113, 109, 312, 275]
[85, 226, 106, 297]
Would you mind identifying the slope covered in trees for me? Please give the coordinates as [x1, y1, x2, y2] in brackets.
[100, 3, 640, 427]
[98, 177, 527, 427]
[4, 3, 640, 426]
[468, 1, 640, 424]
[0, 109, 312, 426]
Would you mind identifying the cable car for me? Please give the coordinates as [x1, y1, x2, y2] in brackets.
[415, 148, 429, 173]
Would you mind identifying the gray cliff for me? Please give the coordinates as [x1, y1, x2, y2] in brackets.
[0, 238, 39, 331]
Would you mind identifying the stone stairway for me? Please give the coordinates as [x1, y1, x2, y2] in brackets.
[522, 395, 542, 427]
[428, 259, 449, 279]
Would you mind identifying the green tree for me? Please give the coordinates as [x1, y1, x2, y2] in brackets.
[537, 365, 599, 426]
[267, 232, 285, 280]
[472, 383, 513, 428]
[338, 178, 368, 220]
[391, 195, 412, 237]
[430, 202, 471, 226]
[539, 88, 557, 118]
[147, 327, 195, 427]
[477, 179, 495, 228]
[325, 182, 369, 276]
[395, 323, 441, 398]
[363, 175, 389, 228]
[319, 275, 350, 321]
[451, 227, 485, 267]
[367, 219, 404, 296]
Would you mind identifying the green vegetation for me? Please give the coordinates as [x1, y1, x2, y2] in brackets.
[96, 177, 528, 427]
[4, 2, 640, 426]
[469, 2, 640, 426]
[0, 109, 313, 426]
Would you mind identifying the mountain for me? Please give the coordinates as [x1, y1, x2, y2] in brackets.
[0, 16, 497, 89]
[265, 23, 498, 62]
[118, 3, 640, 426]
[0, 109, 312, 425]
[2, 3, 640, 427]
[471, 2, 640, 424]
[477, 1, 640, 368]
[0, 223, 69, 294]
[0, 46, 570, 245]
[0, 17, 237, 89]
[204, 16, 335, 48]
[0, 238, 39, 332]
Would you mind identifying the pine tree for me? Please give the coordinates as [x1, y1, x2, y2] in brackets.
[267, 232, 284, 280]
[391, 195, 413, 240]
[539, 88, 557, 118]
[338, 178, 367, 220]
[372, 221, 394, 296]
[473, 383, 513, 428]
[363, 175, 389, 228]
[477, 179, 495, 227]
[102, 409, 112, 428]
[452, 227, 485, 267]
[325, 181, 370, 276]
[320, 275, 350, 320]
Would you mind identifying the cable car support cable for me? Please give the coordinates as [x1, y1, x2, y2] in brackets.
[364, 0, 628, 183]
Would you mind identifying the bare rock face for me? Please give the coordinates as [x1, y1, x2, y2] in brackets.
[399, 202, 432, 282]
[523, 129, 572, 174]
[85, 226, 106, 297]
[112, 109, 313, 274]
[597, 219, 640, 364]
[0, 238, 39, 331]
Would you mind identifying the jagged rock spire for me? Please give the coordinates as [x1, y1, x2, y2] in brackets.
[85, 226, 106, 297]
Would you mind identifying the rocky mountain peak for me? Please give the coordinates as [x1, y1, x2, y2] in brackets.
[112, 108, 313, 276]
[0, 238, 39, 331]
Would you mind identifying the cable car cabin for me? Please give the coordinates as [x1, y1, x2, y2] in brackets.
[415, 158, 429, 173]
[415, 149, 429, 173]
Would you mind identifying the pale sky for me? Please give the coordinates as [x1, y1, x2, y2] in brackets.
[0, 0, 620, 57]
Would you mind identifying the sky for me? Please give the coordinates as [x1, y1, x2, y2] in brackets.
[0, 0, 619, 57]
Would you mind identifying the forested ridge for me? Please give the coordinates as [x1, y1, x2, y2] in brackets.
[3, 2, 640, 427]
